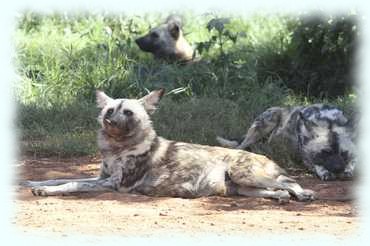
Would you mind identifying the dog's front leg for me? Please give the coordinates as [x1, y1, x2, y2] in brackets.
[20, 177, 100, 187]
[314, 165, 336, 181]
[340, 158, 356, 180]
[31, 178, 117, 196]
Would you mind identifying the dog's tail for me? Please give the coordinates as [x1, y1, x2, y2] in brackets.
[216, 136, 242, 148]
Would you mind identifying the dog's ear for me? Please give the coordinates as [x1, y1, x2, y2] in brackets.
[96, 90, 113, 108]
[168, 22, 180, 40]
[165, 15, 182, 27]
[140, 89, 165, 114]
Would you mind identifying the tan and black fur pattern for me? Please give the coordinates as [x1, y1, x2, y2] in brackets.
[23, 90, 314, 202]
[135, 15, 194, 63]
[217, 105, 357, 181]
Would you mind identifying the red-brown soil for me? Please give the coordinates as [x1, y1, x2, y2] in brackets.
[13, 156, 358, 238]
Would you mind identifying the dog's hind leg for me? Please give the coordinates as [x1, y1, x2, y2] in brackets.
[272, 175, 315, 201]
[227, 155, 315, 202]
[233, 174, 314, 202]
[236, 186, 291, 203]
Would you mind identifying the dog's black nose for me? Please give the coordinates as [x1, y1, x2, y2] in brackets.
[110, 119, 118, 126]
[135, 37, 151, 52]
[135, 37, 142, 46]
[104, 118, 118, 127]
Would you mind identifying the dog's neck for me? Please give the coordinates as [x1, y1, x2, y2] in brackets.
[175, 36, 194, 62]
[98, 127, 157, 156]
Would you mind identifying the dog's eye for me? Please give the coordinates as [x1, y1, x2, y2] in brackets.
[123, 109, 133, 116]
[150, 32, 159, 39]
[106, 108, 114, 117]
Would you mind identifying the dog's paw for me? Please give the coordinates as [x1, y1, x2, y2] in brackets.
[31, 186, 48, 196]
[100, 175, 122, 190]
[340, 171, 353, 180]
[278, 197, 290, 204]
[276, 190, 291, 204]
[320, 172, 336, 181]
[111, 179, 122, 191]
[108, 175, 122, 191]
[297, 189, 316, 201]
[111, 181, 121, 191]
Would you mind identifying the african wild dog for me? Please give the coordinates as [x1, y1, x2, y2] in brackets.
[217, 105, 357, 181]
[22, 89, 314, 202]
[135, 15, 194, 63]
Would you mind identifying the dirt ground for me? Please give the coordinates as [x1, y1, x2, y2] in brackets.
[13, 156, 358, 238]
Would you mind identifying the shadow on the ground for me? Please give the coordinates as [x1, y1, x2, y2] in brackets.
[16, 156, 356, 216]
[197, 195, 355, 216]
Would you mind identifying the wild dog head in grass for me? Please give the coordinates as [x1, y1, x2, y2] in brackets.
[135, 15, 194, 63]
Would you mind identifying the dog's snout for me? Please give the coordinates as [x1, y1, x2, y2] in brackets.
[110, 119, 118, 126]
[135, 35, 157, 53]
[104, 118, 117, 126]
[135, 37, 146, 49]
[135, 37, 141, 45]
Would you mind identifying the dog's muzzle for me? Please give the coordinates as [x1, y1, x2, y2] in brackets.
[135, 36, 156, 52]
[103, 114, 137, 138]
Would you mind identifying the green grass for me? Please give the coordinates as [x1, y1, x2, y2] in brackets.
[15, 11, 357, 169]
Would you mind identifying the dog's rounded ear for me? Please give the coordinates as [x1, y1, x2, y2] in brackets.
[165, 15, 182, 27]
[140, 88, 165, 114]
[168, 22, 180, 40]
[96, 90, 113, 108]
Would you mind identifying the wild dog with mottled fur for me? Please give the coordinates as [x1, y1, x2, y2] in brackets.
[217, 105, 356, 181]
[23, 90, 314, 202]
[135, 16, 194, 63]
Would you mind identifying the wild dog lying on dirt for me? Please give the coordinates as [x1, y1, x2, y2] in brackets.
[217, 105, 357, 181]
[22, 89, 314, 202]
[135, 15, 194, 63]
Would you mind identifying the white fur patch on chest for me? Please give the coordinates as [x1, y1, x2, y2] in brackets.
[302, 126, 330, 153]
[102, 136, 154, 175]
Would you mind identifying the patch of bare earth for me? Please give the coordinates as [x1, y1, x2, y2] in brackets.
[13, 156, 358, 237]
